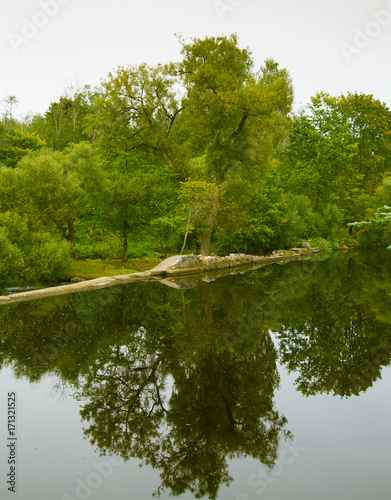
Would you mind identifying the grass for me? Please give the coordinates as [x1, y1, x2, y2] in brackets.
[69, 257, 162, 281]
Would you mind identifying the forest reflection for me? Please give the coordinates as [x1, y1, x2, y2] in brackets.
[1, 250, 391, 498]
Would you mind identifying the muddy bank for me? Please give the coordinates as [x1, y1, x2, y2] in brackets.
[0, 249, 317, 305]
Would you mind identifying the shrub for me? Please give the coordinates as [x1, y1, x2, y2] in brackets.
[21, 232, 72, 282]
[282, 193, 318, 243]
[317, 204, 344, 239]
[0, 230, 24, 284]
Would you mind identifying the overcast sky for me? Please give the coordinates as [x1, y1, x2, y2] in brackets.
[1, 0, 391, 119]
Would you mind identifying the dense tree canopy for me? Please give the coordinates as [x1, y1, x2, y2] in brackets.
[0, 34, 390, 283]
[282, 92, 391, 222]
[175, 35, 294, 253]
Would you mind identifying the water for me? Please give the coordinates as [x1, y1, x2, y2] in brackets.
[1, 249, 391, 499]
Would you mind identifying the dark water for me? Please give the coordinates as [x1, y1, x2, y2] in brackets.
[1, 250, 391, 499]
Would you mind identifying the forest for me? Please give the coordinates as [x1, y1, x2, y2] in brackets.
[1, 34, 391, 285]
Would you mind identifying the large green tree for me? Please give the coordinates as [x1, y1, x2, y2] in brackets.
[91, 35, 294, 257]
[340, 92, 391, 194]
[92, 63, 181, 260]
[176, 35, 293, 254]
[283, 92, 359, 214]
[94, 62, 181, 166]
[283, 92, 391, 222]
[0, 143, 103, 251]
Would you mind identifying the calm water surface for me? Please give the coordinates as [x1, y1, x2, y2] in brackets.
[1, 250, 391, 499]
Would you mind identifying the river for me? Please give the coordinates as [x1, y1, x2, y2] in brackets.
[1, 249, 390, 499]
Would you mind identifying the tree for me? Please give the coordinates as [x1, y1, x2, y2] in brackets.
[283, 92, 359, 214]
[41, 85, 96, 149]
[214, 167, 287, 253]
[98, 151, 175, 261]
[0, 129, 46, 167]
[1, 95, 18, 132]
[86, 35, 293, 257]
[283, 92, 391, 221]
[95, 63, 182, 166]
[0, 209, 72, 285]
[1, 143, 103, 252]
[92, 63, 182, 260]
[348, 205, 391, 249]
[151, 179, 217, 255]
[177, 35, 293, 254]
[339, 92, 391, 194]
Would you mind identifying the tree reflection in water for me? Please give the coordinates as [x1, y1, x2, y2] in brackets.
[1, 250, 391, 497]
[76, 281, 288, 499]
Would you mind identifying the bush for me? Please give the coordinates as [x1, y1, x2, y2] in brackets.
[21, 232, 72, 282]
[374, 177, 391, 208]
[316, 204, 344, 239]
[0, 230, 24, 284]
[282, 193, 319, 243]
[356, 226, 386, 248]
[310, 237, 339, 251]
[350, 193, 377, 223]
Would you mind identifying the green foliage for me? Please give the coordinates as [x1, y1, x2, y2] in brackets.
[0, 143, 104, 248]
[0, 143, 100, 285]
[0, 211, 72, 284]
[350, 192, 378, 223]
[74, 230, 122, 259]
[176, 35, 293, 254]
[94, 63, 180, 166]
[282, 91, 391, 228]
[92, 61, 181, 260]
[2, 36, 391, 281]
[283, 92, 361, 215]
[373, 176, 391, 208]
[339, 92, 391, 193]
[349, 205, 391, 249]
[98, 151, 176, 260]
[0, 229, 23, 283]
[151, 179, 218, 254]
[0, 129, 46, 167]
[309, 237, 339, 251]
[20, 232, 72, 282]
[348, 205, 391, 228]
[214, 173, 287, 253]
[41, 86, 96, 149]
[281, 193, 319, 243]
[317, 203, 344, 239]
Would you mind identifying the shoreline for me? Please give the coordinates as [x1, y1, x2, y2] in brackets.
[0, 249, 317, 305]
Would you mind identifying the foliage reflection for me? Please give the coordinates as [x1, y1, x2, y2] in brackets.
[1, 250, 391, 497]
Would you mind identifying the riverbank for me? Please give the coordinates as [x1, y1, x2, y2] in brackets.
[68, 256, 162, 281]
[0, 248, 318, 305]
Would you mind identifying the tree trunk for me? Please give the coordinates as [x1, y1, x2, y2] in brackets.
[180, 208, 192, 255]
[122, 202, 129, 262]
[122, 238, 128, 262]
[67, 221, 76, 247]
[200, 189, 219, 256]
[62, 221, 77, 257]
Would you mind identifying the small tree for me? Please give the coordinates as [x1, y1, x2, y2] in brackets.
[0, 129, 46, 167]
[348, 205, 391, 249]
